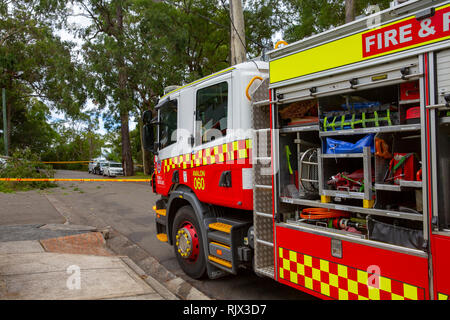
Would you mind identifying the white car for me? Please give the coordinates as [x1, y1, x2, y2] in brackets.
[103, 162, 123, 177]
[88, 160, 97, 174]
[95, 161, 108, 175]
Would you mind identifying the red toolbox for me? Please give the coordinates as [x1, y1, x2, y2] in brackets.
[388, 153, 418, 184]
[400, 81, 420, 101]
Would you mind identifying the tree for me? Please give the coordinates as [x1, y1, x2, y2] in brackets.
[281, 0, 392, 43]
[42, 119, 105, 170]
[79, 0, 233, 174]
[0, 0, 86, 154]
[73, 0, 135, 175]
[9, 98, 58, 156]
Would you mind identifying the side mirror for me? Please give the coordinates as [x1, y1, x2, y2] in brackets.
[143, 110, 153, 125]
[143, 124, 155, 152]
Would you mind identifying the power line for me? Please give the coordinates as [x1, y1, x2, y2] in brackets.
[161, 0, 266, 70]
[162, 0, 228, 30]
[219, 0, 247, 56]
[163, 0, 266, 51]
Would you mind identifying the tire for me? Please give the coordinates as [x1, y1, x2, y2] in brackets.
[172, 205, 206, 279]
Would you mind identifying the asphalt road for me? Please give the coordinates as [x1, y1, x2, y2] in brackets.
[47, 170, 313, 300]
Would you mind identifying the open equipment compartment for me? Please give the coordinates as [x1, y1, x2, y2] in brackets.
[274, 54, 426, 251]
[259, 0, 450, 300]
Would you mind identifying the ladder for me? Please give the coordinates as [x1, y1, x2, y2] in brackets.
[250, 78, 275, 279]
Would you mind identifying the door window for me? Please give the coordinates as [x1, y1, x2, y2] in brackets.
[159, 99, 178, 149]
[195, 82, 228, 145]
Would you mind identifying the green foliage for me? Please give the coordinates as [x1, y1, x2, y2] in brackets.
[281, 0, 392, 43]
[0, 148, 56, 192]
[0, 0, 88, 167]
[3, 99, 58, 156]
[41, 120, 105, 170]
[0, 1, 86, 116]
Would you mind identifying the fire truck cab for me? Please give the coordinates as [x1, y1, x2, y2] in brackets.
[144, 61, 269, 279]
[144, 0, 450, 299]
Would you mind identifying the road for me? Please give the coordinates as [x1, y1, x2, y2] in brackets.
[46, 170, 313, 300]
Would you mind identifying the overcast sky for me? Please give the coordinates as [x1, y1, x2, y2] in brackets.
[52, 4, 137, 137]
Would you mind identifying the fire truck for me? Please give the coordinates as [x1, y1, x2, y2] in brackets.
[143, 0, 450, 300]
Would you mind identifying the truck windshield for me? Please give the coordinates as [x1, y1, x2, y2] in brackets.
[159, 99, 178, 149]
[110, 164, 122, 168]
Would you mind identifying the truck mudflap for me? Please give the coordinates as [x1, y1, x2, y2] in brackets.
[154, 198, 168, 242]
[275, 225, 429, 300]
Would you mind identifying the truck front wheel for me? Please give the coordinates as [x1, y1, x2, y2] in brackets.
[172, 205, 206, 279]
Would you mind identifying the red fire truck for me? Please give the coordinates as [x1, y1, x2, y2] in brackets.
[143, 0, 450, 300]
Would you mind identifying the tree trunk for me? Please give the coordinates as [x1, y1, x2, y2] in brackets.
[229, 0, 246, 65]
[120, 111, 134, 176]
[345, 0, 355, 23]
[88, 129, 93, 161]
[116, 1, 134, 176]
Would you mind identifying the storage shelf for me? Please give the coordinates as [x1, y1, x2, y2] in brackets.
[322, 189, 366, 200]
[280, 197, 423, 221]
[376, 181, 422, 191]
[286, 219, 366, 239]
[319, 124, 421, 137]
[280, 124, 319, 133]
[278, 221, 427, 257]
[399, 180, 422, 188]
[321, 153, 364, 158]
[375, 183, 402, 192]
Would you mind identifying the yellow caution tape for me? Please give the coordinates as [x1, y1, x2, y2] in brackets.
[38, 161, 144, 166]
[0, 178, 150, 182]
[40, 161, 93, 164]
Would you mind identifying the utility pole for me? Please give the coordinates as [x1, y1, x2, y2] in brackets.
[229, 0, 246, 65]
[345, 0, 355, 23]
[2, 88, 7, 156]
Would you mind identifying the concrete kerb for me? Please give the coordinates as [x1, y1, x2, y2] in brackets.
[45, 191, 212, 300]
[107, 231, 212, 300]
[120, 256, 179, 300]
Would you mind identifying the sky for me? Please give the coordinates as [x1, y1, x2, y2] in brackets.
[52, 4, 137, 137]
[51, 2, 282, 138]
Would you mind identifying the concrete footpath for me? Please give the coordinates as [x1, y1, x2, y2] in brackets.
[0, 224, 178, 300]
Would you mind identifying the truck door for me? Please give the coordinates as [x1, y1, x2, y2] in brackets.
[429, 50, 450, 300]
[191, 73, 240, 208]
[156, 91, 194, 195]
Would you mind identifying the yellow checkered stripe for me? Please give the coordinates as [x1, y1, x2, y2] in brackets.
[162, 139, 251, 174]
[438, 293, 449, 300]
[278, 248, 425, 300]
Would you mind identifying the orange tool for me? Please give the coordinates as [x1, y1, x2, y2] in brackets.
[375, 138, 392, 159]
[300, 208, 349, 220]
